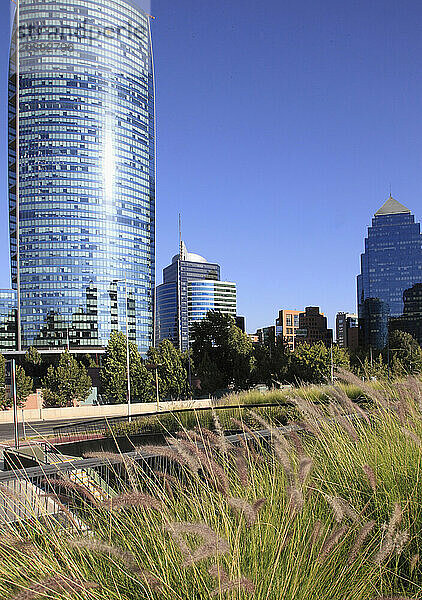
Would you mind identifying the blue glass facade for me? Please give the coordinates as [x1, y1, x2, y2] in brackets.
[156, 243, 238, 352]
[357, 197, 422, 348]
[9, 0, 155, 354]
[0, 290, 17, 352]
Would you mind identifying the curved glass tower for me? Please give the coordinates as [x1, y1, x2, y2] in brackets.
[9, 0, 155, 354]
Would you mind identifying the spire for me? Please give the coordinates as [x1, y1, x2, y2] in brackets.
[375, 195, 411, 216]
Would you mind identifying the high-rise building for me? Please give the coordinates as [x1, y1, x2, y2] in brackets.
[9, 0, 155, 354]
[254, 326, 276, 346]
[357, 197, 422, 349]
[389, 283, 422, 346]
[295, 306, 333, 346]
[156, 243, 237, 351]
[0, 290, 17, 352]
[275, 309, 302, 351]
[235, 316, 246, 333]
[336, 312, 358, 349]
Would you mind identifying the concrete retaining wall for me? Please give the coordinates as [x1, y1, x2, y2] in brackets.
[0, 398, 212, 425]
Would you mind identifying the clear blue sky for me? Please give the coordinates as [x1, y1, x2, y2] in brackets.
[0, 0, 421, 333]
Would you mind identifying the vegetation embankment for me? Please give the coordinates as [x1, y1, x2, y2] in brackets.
[0, 374, 421, 599]
[3, 311, 422, 409]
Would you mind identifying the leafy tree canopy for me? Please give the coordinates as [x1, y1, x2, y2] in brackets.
[290, 342, 350, 384]
[100, 331, 154, 404]
[42, 351, 92, 408]
[147, 339, 188, 400]
[191, 311, 254, 394]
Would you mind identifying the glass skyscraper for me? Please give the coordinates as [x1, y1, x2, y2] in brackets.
[156, 243, 237, 351]
[0, 290, 18, 352]
[9, 0, 155, 354]
[357, 196, 422, 349]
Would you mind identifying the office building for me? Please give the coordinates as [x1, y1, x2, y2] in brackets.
[255, 326, 276, 346]
[336, 312, 358, 349]
[235, 316, 246, 333]
[0, 290, 17, 352]
[295, 306, 333, 346]
[389, 283, 422, 346]
[357, 197, 422, 349]
[275, 309, 302, 351]
[156, 243, 237, 351]
[9, 0, 156, 354]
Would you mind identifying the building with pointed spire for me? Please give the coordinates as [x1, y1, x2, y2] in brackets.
[357, 196, 422, 349]
[156, 243, 237, 351]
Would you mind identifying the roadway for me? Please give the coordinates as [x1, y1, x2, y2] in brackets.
[0, 417, 95, 445]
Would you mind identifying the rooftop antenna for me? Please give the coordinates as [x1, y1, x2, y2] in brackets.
[179, 212, 183, 258]
[389, 183, 392, 198]
[177, 213, 182, 351]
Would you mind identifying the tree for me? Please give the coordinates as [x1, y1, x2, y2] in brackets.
[354, 353, 388, 381]
[289, 342, 350, 384]
[42, 351, 92, 408]
[191, 311, 254, 394]
[0, 356, 33, 410]
[100, 331, 154, 404]
[387, 330, 422, 377]
[251, 337, 291, 387]
[15, 365, 33, 407]
[22, 346, 45, 389]
[147, 339, 188, 399]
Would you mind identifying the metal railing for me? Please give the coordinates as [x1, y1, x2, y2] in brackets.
[51, 402, 290, 444]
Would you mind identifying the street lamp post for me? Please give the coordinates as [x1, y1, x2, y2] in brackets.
[11, 0, 22, 351]
[115, 277, 131, 421]
[146, 362, 162, 411]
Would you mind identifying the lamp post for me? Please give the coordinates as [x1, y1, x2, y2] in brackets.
[11, 0, 22, 351]
[115, 277, 131, 421]
[146, 362, 162, 411]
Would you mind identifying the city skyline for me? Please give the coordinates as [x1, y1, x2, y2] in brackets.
[0, 1, 421, 335]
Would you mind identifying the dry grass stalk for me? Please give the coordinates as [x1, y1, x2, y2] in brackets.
[336, 368, 389, 409]
[400, 427, 422, 447]
[323, 494, 358, 523]
[310, 519, 323, 546]
[103, 491, 162, 512]
[142, 444, 200, 474]
[298, 456, 313, 486]
[154, 470, 181, 500]
[329, 386, 371, 424]
[410, 553, 419, 572]
[290, 397, 325, 429]
[46, 475, 100, 506]
[169, 439, 203, 474]
[212, 409, 231, 454]
[234, 447, 250, 488]
[165, 521, 230, 566]
[374, 503, 407, 565]
[11, 575, 98, 600]
[226, 496, 266, 527]
[208, 563, 255, 596]
[347, 520, 375, 565]
[327, 403, 359, 442]
[319, 525, 349, 561]
[362, 464, 377, 492]
[69, 537, 162, 589]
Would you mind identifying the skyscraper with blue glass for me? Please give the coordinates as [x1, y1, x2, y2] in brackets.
[357, 196, 422, 349]
[9, 0, 155, 354]
[156, 243, 237, 352]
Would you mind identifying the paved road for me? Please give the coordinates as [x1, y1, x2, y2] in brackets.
[0, 417, 96, 445]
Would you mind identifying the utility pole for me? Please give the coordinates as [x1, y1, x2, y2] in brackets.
[330, 343, 334, 385]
